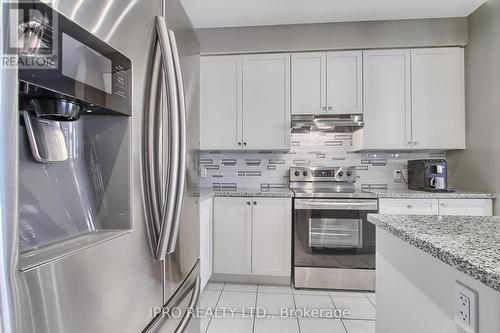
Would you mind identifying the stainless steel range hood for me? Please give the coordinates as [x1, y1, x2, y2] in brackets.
[291, 114, 364, 133]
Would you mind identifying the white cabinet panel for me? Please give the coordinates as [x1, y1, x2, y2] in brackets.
[411, 48, 465, 150]
[199, 198, 213, 290]
[200, 56, 242, 150]
[438, 199, 493, 216]
[326, 51, 363, 114]
[242, 54, 290, 150]
[213, 197, 292, 278]
[354, 50, 411, 151]
[251, 198, 292, 277]
[291, 52, 327, 115]
[379, 199, 439, 215]
[213, 197, 252, 275]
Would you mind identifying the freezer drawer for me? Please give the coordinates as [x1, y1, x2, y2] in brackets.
[145, 260, 200, 333]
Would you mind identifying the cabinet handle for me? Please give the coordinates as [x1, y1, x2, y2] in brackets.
[243, 142, 247, 146]
[321, 106, 327, 111]
[327, 106, 333, 111]
[406, 204, 413, 209]
[253, 201, 257, 205]
[237, 142, 242, 146]
[413, 141, 418, 145]
[407, 141, 412, 145]
[247, 201, 251, 206]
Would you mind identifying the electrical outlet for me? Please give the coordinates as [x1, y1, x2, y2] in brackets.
[200, 167, 208, 178]
[394, 170, 402, 183]
[455, 281, 478, 333]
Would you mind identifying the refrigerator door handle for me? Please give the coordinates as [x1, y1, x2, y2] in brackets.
[0, 15, 21, 330]
[174, 275, 200, 333]
[166, 29, 187, 255]
[155, 16, 180, 261]
[142, 41, 162, 247]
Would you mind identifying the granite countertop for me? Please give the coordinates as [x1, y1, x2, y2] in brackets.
[199, 187, 294, 198]
[213, 187, 294, 198]
[370, 189, 496, 199]
[198, 188, 215, 200]
[368, 214, 500, 292]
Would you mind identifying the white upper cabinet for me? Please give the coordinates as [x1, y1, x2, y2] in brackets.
[200, 56, 242, 150]
[242, 54, 291, 150]
[200, 54, 290, 151]
[326, 51, 363, 114]
[411, 48, 465, 150]
[354, 47, 465, 151]
[291, 51, 362, 115]
[353, 49, 411, 150]
[202, 48, 465, 152]
[291, 52, 327, 115]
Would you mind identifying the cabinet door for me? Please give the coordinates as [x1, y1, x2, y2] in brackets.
[379, 199, 439, 215]
[438, 199, 493, 216]
[326, 51, 363, 114]
[199, 198, 213, 290]
[200, 56, 242, 150]
[291, 52, 327, 115]
[411, 48, 465, 150]
[213, 197, 252, 275]
[242, 54, 291, 150]
[354, 50, 411, 151]
[251, 198, 292, 277]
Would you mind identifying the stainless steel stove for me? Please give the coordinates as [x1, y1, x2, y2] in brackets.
[290, 167, 378, 291]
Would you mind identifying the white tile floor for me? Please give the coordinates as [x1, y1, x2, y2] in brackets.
[200, 282, 376, 333]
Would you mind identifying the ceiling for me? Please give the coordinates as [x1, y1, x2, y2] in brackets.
[180, 0, 487, 29]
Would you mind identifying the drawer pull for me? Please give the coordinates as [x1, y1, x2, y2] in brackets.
[406, 204, 413, 209]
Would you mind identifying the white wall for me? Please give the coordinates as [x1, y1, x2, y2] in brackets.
[448, 0, 500, 214]
[196, 18, 468, 54]
[377, 228, 500, 333]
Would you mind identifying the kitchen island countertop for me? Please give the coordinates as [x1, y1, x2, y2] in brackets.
[368, 214, 500, 292]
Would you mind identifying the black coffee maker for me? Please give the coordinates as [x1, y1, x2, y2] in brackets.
[407, 159, 454, 192]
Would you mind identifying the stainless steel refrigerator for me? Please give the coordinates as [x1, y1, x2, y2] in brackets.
[0, 0, 200, 332]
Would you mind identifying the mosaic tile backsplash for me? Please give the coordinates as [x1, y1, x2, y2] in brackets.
[200, 133, 446, 190]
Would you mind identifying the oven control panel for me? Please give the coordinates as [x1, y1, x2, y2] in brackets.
[290, 167, 356, 182]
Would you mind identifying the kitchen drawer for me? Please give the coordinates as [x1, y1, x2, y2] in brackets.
[438, 199, 493, 216]
[379, 199, 439, 215]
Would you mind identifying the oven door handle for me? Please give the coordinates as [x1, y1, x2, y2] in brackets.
[294, 199, 378, 211]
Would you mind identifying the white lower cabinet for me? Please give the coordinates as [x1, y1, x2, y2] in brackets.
[213, 197, 252, 275]
[213, 197, 292, 277]
[379, 198, 493, 216]
[379, 198, 438, 215]
[199, 197, 213, 290]
[438, 199, 493, 216]
[251, 198, 292, 276]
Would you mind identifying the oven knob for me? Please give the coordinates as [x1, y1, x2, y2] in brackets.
[346, 171, 352, 177]
[338, 171, 344, 177]
[294, 171, 300, 177]
[303, 171, 308, 176]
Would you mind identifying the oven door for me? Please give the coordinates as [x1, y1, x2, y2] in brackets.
[294, 199, 378, 270]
